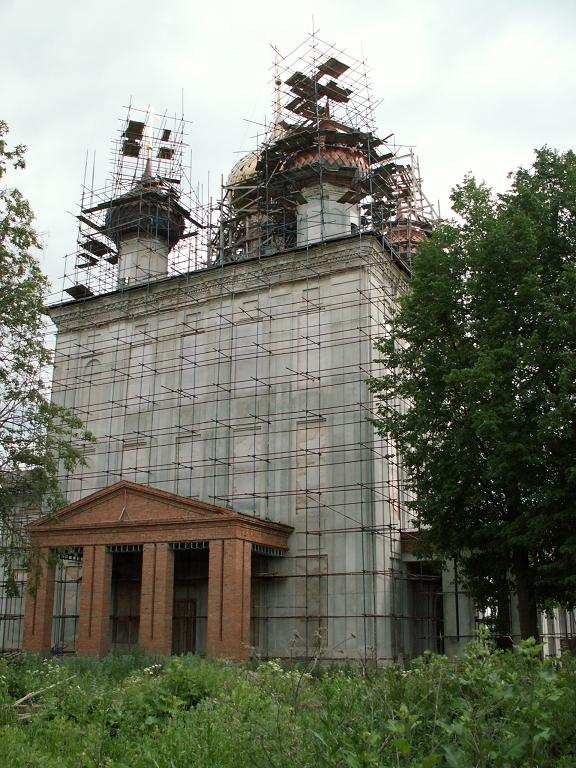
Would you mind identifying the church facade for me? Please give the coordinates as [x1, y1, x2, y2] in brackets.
[23, 232, 470, 662]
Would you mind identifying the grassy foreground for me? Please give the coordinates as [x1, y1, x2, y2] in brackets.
[0, 637, 575, 768]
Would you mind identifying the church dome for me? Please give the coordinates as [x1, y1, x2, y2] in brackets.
[227, 150, 260, 188]
[227, 150, 263, 212]
[281, 119, 371, 184]
[284, 144, 369, 177]
[226, 123, 286, 200]
[104, 175, 186, 247]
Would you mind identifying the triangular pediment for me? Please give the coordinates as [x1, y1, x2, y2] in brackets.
[30, 481, 236, 531]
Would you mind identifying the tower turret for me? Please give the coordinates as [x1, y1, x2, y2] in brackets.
[276, 117, 369, 246]
[63, 107, 203, 302]
[104, 156, 188, 285]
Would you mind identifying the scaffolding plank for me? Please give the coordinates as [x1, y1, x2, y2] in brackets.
[64, 284, 94, 300]
[123, 120, 145, 139]
[122, 139, 141, 157]
[77, 215, 106, 233]
[321, 80, 352, 103]
[316, 57, 349, 79]
[76, 253, 98, 268]
[80, 238, 114, 257]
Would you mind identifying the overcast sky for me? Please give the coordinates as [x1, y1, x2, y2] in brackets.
[2, 0, 575, 298]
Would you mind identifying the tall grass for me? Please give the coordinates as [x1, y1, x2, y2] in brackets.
[0, 636, 575, 767]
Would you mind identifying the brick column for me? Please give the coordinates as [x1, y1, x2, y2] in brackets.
[22, 548, 56, 653]
[139, 543, 174, 655]
[206, 538, 252, 660]
[76, 545, 112, 657]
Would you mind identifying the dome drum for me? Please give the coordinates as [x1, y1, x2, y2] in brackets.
[104, 187, 187, 247]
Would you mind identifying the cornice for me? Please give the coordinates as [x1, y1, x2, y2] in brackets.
[48, 235, 406, 333]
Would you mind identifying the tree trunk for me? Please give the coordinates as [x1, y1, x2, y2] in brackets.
[512, 549, 540, 642]
[494, 591, 512, 636]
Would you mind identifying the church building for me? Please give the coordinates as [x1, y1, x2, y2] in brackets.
[11, 40, 489, 662]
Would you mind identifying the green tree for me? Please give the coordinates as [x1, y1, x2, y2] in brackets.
[0, 121, 89, 591]
[370, 148, 576, 641]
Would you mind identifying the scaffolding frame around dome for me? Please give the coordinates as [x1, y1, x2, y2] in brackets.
[59, 104, 211, 300]
[217, 36, 437, 268]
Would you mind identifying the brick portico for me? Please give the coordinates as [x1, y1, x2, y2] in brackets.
[22, 482, 292, 660]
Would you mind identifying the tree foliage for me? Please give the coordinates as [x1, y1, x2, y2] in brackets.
[0, 121, 89, 588]
[370, 148, 576, 639]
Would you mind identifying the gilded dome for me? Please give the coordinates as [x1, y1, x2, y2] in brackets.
[227, 150, 260, 188]
[227, 122, 286, 189]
